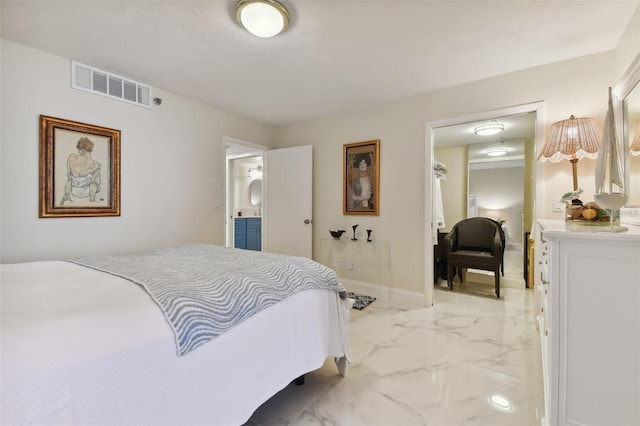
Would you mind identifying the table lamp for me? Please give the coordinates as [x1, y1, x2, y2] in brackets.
[538, 115, 601, 190]
[538, 115, 600, 220]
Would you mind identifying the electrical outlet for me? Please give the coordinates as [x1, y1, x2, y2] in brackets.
[349, 260, 356, 270]
[552, 198, 564, 212]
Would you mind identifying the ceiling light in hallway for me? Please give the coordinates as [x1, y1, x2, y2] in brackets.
[474, 122, 505, 136]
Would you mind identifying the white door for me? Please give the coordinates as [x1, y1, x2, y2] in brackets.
[264, 145, 313, 258]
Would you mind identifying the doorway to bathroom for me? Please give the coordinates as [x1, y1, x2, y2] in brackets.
[224, 137, 265, 250]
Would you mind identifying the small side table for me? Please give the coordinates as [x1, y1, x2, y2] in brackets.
[319, 238, 391, 305]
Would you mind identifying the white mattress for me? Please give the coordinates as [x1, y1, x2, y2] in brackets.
[1, 261, 351, 425]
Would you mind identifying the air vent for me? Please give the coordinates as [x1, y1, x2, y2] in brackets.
[71, 61, 151, 108]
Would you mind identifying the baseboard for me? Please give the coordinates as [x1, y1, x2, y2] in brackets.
[339, 278, 426, 306]
[465, 270, 526, 289]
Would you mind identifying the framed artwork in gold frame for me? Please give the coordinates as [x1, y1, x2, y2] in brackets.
[343, 139, 380, 215]
[39, 115, 121, 217]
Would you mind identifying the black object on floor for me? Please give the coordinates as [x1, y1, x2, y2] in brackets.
[347, 292, 377, 310]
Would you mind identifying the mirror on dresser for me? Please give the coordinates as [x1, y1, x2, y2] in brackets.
[624, 69, 640, 207]
[433, 111, 536, 286]
[616, 53, 640, 223]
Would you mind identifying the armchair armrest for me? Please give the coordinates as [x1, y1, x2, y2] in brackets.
[492, 233, 503, 255]
[444, 229, 458, 253]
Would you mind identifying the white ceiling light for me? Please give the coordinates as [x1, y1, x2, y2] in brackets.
[236, 0, 290, 38]
[474, 122, 505, 136]
[486, 147, 508, 157]
[490, 394, 512, 411]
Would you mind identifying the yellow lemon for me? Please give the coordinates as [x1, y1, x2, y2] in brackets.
[582, 208, 597, 220]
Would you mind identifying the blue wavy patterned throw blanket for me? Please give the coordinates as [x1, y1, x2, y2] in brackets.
[68, 244, 346, 356]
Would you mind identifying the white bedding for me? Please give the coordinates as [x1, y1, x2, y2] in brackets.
[1, 260, 351, 425]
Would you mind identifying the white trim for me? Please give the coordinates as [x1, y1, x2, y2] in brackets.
[613, 52, 640, 100]
[469, 158, 525, 169]
[424, 101, 545, 307]
[613, 52, 640, 207]
[223, 136, 269, 248]
[223, 136, 267, 158]
[339, 278, 423, 307]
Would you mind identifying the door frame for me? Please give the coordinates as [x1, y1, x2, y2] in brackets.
[423, 101, 545, 306]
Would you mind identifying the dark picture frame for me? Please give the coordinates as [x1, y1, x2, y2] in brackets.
[343, 139, 380, 215]
[39, 115, 121, 217]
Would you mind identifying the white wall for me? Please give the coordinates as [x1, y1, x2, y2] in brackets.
[434, 146, 467, 232]
[275, 51, 621, 296]
[616, 6, 640, 80]
[0, 40, 275, 263]
[3, 5, 637, 293]
[232, 158, 262, 217]
[469, 166, 524, 245]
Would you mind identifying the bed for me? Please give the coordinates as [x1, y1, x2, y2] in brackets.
[0, 244, 351, 425]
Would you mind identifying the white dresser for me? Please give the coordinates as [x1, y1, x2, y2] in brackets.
[535, 220, 640, 426]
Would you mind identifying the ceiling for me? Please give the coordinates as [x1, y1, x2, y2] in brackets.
[435, 111, 536, 163]
[1, 1, 637, 127]
[225, 142, 263, 159]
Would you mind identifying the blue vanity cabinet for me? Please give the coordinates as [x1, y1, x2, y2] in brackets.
[245, 218, 262, 251]
[234, 218, 261, 251]
[234, 218, 247, 249]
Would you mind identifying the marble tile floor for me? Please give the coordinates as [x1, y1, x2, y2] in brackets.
[245, 280, 544, 426]
[465, 246, 526, 291]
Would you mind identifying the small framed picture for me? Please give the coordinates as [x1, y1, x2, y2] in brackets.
[343, 139, 380, 215]
[39, 115, 121, 217]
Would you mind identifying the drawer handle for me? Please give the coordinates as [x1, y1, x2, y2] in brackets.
[545, 330, 548, 336]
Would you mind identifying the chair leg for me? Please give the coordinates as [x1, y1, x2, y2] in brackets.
[447, 261, 453, 290]
[495, 268, 500, 299]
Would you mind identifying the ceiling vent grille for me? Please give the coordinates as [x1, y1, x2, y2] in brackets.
[71, 61, 151, 108]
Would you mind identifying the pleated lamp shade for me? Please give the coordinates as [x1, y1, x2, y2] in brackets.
[538, 115, 601, 191]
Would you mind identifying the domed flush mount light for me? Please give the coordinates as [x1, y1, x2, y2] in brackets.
[486, 147, 508, 157]
[474, 122, 505, 136]
[236, 0, 290, 38]
[490, 394, 512, 411]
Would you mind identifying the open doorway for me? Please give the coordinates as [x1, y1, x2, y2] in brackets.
[424, 102, 544, 305]
[223, 140, 315, 258]
[224, 137, 267, 250]
[434, 112, 534, 288]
